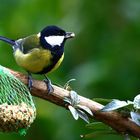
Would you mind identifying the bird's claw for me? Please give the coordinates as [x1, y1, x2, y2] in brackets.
[44, 78, 54, 94]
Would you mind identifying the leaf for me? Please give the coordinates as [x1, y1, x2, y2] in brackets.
[124, 134, 131, 140]
[63, 97, 72, 104]
[127, 100, 133, 104]
[70, 90, 80, 106]
[101, 99, 129, 112]
[68, 105, 79, 120]
[86, 122, 110, 130]
[92, 98, 113, 105]
[133, 94, 140, 109]
[77, 109, 89, 123]
[77, 104, 93, 116]
[130, 112, 140, 126]
[81, 130, 117, 139]
[126, 100, 134, 110]
[63, 79, 76, 90]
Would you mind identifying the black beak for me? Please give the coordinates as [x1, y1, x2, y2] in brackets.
[65, 32, 75, 39]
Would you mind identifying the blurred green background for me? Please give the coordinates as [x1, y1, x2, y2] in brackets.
[0, 0, 140, 139]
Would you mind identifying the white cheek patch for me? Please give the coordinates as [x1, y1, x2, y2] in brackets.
[45, 36, 64, 46]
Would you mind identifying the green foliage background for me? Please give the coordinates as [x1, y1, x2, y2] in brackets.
[0, 0, 140, 139]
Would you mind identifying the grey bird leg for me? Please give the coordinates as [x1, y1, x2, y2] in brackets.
[43, 75, 54, 94]
[28, 72, 33, 91]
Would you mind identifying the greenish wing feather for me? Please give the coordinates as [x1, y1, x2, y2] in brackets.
[22, 35, 41, 54]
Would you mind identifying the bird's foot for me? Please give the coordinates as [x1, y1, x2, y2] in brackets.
[43, 77, 54, 94]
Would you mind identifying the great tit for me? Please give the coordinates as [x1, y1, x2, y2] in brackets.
[0, 25, 75, 93]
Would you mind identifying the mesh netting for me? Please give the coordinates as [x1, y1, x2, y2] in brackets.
[0, 66, 35, 108]
[0, 65, 36, 135]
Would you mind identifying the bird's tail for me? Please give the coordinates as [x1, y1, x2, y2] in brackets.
[0, 36, 15, 46]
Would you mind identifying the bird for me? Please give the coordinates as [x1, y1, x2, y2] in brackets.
[0, 25, 75, 93]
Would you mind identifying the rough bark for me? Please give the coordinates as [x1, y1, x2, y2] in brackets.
[7, 68, 140, 138]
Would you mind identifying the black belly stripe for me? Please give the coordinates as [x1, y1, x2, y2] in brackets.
[36, 47, 64, 74]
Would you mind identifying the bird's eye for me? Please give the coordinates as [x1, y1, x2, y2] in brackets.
[57, 32, 62, 35]
[57, 30, 65, 36]
[57, 33, 61, 35]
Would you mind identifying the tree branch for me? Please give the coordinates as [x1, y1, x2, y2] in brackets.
[7, 68, 140, 138]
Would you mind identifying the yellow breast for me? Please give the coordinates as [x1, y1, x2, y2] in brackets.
[14, 48, 53, 73]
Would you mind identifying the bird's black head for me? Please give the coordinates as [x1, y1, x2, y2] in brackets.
[38, 25, 75, 50]
[41, 26, 66, 37]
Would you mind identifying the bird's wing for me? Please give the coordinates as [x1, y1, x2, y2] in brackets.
[21, 34, 41, 54]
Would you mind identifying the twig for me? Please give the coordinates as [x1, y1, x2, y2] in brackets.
[7, 68, 140, 138]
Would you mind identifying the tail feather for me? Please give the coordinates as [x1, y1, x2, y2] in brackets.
[0, 36, 15, 46]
